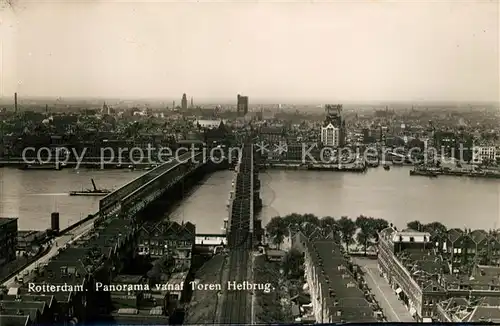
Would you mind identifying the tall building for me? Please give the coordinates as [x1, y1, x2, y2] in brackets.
[0, 218, 18, 267]
[320, 104, 346, 147]
[102, 102, 110, 115]
[190, 97, 194, 108]
[321, 124, 340, 147]
[181, 93, 188, 111]
[237, 94, 249, 116]
[14, 92, 18, 112]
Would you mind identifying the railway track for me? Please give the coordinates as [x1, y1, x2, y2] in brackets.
[219, 142, 254, 324]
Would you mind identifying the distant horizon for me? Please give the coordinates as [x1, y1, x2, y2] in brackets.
[0, 95, 499, 107]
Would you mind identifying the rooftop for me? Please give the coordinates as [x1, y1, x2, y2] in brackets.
[0, 315, 30, 326]
[111, 307, 169, 325]
[0, 294, 54, 326]
[139, 221, 195, 242]
[308, 239, 376, 323]
[0, 218, 18, 227]
[1, 295, 54, 309]
[19, 214, 137, 302]
[113, 274, 144, 284]
[438, 296, 500, 323]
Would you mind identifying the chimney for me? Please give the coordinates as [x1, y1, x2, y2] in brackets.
[14, 92, 17, 112]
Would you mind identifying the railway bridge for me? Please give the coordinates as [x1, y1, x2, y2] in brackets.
[98, 150, 209, 219]
[219, 141, 262, 324]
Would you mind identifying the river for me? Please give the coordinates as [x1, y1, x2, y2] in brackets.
[0, 168, 144, 230]
[1, 166, 499, 232]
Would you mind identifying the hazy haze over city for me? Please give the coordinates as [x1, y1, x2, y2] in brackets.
[0, 0, 498, 104]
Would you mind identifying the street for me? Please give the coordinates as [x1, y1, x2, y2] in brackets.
[354, 258, 415, 322]
[3, 218, 97, 289]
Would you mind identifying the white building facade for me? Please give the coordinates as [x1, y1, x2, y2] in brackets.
[321, 123, 340, 147]
[472, 146, 498, 164]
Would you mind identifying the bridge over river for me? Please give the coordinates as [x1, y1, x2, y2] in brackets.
[98, 151, 207, 219]
[218, 142, 262, 324]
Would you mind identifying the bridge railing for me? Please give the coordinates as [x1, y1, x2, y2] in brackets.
[120, 151, 203, 210]
[98, 151, 193, 213]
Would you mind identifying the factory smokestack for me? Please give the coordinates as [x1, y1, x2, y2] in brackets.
[14, 93, 18, 112]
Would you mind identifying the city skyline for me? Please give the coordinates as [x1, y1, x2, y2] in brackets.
[1, 0, 498, 102]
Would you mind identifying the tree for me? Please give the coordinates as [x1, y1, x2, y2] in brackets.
[356, 230, 370, 255]
[337, 216, 356, 252]
[282, 248, 304, 279]
[319, 216, 340, 241]
[355, 216, 383, 252]
[407, 220, 424, 231]
[301, 213, 320, 226]
[355, 215, 370, 230]
[423, 221, 448, 245]
[282, 213, 307, 226]
[319, 216, 336, 229]
[372, 218, 389, 241]
[266, 216, 287, 249]
[423, 221, 447, 235]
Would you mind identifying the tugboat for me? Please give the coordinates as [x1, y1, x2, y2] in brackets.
[383, 164, 390, 171]
[69, 179, 111, 196]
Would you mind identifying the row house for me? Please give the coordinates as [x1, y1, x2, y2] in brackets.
[379, 227, 500, 322]
[435, 297, 500, 323]
[0, 294, 55, 326]
[378, 227, 435, 321]
[291, 227, 376, 323]
[472, 146, 498, 164]
[302, 239, 376, 323]
[138, 221, 195, 272]
[432, 229, 500, 268]
[259, 126, 286, 146]
[15, 217, 139, 324]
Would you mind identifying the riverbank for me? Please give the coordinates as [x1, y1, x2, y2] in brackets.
[410, 168, 500, 179]
[0, 160, 156, 170]
[260, 162, 366, 172]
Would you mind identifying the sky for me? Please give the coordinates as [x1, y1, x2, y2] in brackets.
[0, 0, 498, 103]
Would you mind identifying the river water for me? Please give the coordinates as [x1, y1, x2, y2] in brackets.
[1, 166, 499, 232]
[0, 168, 144, 230]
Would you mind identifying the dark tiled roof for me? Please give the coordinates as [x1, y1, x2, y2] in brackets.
[469, 230, 488, 244]
[448, 228, 465, 243]
[1, 308, 39, 322]
[260, 127, 284, 135]
[20, 215, 137, 303]
[1, 295, 54, 310]
[439, 296, 500, 323]
[0, 315, 29, 326]
[469, 306, 500, 322]
[0, 218, 17, 227]
[308, 240, 376, 323]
